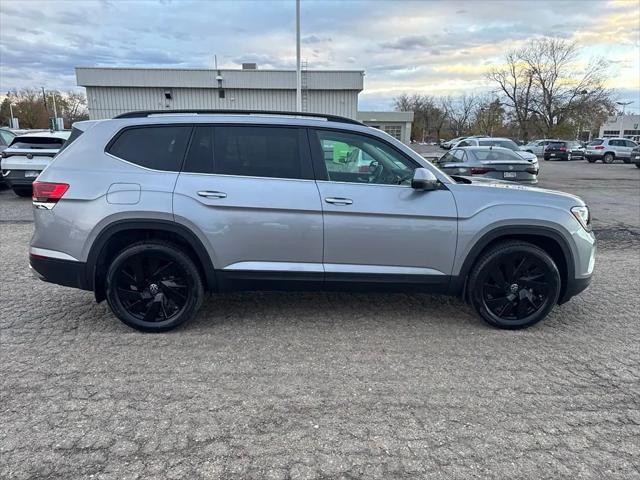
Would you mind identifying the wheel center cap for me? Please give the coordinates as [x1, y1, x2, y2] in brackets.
[149, 283, 159, 295]
[509, 283, 519, 293]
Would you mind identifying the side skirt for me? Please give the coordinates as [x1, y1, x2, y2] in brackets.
[215, 270, 451, 294]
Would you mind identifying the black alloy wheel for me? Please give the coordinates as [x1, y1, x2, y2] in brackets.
[469, 241, 561, 329]
[106, 242, 203, 332]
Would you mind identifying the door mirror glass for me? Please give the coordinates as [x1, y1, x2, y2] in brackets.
[411, 168, 439, 191]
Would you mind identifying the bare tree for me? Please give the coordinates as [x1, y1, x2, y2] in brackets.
[488, 37, 613, 139]
[443, 94, 478, 137]
[487, 51, 535, 140]
[394, 93, 447, 142]
[14, 89, 48, 129]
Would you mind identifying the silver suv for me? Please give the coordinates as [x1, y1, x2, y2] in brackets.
[30, 110, 596, 332]
[585, 137, 638, 164]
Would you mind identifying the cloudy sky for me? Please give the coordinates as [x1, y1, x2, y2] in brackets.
[1, 0, 639, 111]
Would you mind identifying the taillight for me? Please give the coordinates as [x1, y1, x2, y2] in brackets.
[470, 167, 496, 174]
[32, 181, 69, 204]
[559, 147, 566, 152]
[594, 145, 604, 150]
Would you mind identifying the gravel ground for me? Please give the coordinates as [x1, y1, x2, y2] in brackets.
[1, 160, 639, 479]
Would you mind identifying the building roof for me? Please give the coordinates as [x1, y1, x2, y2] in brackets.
[76, 67, 364, 91]
[357, 111, 414, 122]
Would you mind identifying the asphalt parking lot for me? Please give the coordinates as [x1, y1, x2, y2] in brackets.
[1, 160, 639, 479]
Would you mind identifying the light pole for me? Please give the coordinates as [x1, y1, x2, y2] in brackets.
[616, 101, 633, 115]
[295, 0, 301, 112]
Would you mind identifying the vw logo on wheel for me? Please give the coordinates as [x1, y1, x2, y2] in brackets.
[149, 283, 160, 295]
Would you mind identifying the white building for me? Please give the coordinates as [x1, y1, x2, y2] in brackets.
[76, 66, 364, 120]
[598, 114, 640, 140]
[357, 111, 415, 144]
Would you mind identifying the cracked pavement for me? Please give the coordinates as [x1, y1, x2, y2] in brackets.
[1, 160, 639, 479]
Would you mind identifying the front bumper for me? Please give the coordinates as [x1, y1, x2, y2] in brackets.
[30, 254, 91, 291]
[558, 275, 592, 304]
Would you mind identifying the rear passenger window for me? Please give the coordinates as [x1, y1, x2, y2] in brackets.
[108, 126, 192, 171]
[183, 126, 214, 173]
[213, 126, 304, 179]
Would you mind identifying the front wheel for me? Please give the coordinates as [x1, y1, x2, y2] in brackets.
[622, 158, 630, 164]
[566, 153, 572, 161]
[586, 157, 596, 163]
[105, 241, 204, 332]
[468, 241, 561, 329]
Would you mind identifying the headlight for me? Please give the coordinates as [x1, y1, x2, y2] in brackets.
[571, 206, 591, 231]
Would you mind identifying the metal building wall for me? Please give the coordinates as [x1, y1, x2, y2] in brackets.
[86, 87, 358, 119]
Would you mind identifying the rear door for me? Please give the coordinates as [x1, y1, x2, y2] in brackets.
[173, 125, 324, 289]
[310, 128, 457, 289]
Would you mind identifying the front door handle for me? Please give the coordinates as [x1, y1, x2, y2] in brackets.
[197, 190, 227, 199]
[325, 197, 353, 206]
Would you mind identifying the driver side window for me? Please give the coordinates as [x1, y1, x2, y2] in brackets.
[315, 130, 416, 185]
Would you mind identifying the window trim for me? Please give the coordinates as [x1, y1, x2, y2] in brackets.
[105, 124, 195, 173]
[308, 127, 421, 184]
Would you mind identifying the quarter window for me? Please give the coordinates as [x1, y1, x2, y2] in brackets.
[315, 130, 416, 185]
[108, 126, 192, 171]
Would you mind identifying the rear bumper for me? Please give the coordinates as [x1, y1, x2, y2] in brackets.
[2, 169, 40, 187]
[544, 152, 569, 160]
[30, 254, 91, 291]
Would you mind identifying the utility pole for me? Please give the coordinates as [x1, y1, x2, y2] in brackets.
[295, 0, 301, 112]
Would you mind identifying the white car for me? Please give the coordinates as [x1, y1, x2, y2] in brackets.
[0, 131, 70, 196]
[453, 137, 538, 163]
[584, 138, 638, 164]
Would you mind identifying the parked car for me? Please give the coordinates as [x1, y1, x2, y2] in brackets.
[441, 136, 466, 149]
[631, 146, 640, 168]
[29, 110, 595, 332]
[1, 131, 70, 196]
[453, 137, 539, 163]
[0, 128, 17, 186]
[522, 139, 558, 156]
[584, 138, 638, 164]
[543, 140, 584, 161]
[435, 146, 539, 184]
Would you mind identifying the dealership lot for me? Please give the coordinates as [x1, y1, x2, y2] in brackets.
[1, 161, 639, 479]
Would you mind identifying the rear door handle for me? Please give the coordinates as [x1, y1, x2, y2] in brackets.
[325, 197, 353, 206]
[197, 190, 227, 199]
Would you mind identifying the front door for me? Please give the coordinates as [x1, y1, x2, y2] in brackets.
[310, 128, 458, 290]
[173, 125, 324, 290]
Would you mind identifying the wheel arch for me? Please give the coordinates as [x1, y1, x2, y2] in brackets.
[86, 219, 217, 302]
[451, 225, 575, 303]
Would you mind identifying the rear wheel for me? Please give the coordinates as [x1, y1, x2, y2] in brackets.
[468, 241, 561, 329]
[622, 158, 630, 164]
[586, 157, 596, 163]
[566, 153, 572, 161]
[636, 163, 640, 169]
[105, 241, 204, 332]
[603, 153, 615, 164]
[13, 187, 32, 197]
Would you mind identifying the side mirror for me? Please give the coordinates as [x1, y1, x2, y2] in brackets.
[411, 168, 439, 191]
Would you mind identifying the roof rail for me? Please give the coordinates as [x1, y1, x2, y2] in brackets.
[113, 109, 365, 125]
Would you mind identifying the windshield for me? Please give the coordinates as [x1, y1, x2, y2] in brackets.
[9, 136, 67, 149]
[470, 149, 521, 161]
[478, 139, 519, 151]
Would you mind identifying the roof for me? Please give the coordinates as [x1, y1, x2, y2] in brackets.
[357, 111, 414, 122]
[76, 67, 364, 91]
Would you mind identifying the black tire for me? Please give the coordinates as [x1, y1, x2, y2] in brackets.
[468, 241, 561, 329]
[603, 153, 615, 164]
[586, 157, 596, 163]
[622, 158, 630, 164]
[13, 187, 32, 197]
[105, 241, 204, 332]
[636, 163, 640, 169]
